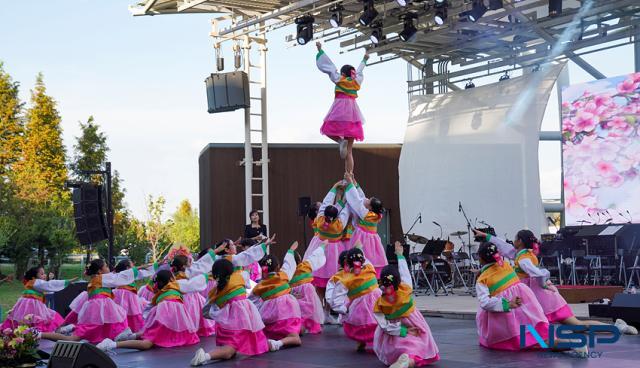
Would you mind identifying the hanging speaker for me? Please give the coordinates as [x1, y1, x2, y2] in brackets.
[205, 71, 250, 113]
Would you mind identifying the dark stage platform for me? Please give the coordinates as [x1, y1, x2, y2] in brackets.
[41, 317, 640, 368]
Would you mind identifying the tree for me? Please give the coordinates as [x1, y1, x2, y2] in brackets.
[0, 62, 24, 181]
[168, 199, 200, 252]
[144, 195, 169, 261]
[12, 73, 68, 204]
[70, 116, 109, 183]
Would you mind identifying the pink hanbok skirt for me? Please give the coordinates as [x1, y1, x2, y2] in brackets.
[258, 294, 302, 340]
[292, 283, 324, 334]
[183, 292, 216, 337]
[212, 297, 268, 356]
[113, 289, 146, 333]
[141, 299, 199, 347]
[305, 237, 345, 288]
[522, 277, 574, 323]
[321, 95, 365, 141]
[350, 228, 388, 271]
[62, 291, 88, 326]
[373, 309, 440, 366]
[74, 295, 128, 343]
[343, 288, 383, 345]
[1, 297, 64, 332]
[476, 283, 549, 351]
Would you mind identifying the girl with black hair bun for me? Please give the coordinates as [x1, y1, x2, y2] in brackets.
[325, 249, 351, 325]
[290, 241, 328, 334]
[329, 243, 382, 352]
[303, 182, 352, 307]
[473, 241, 552, 351]
[344, 172, 388, 276]
[474, 229, 637, 335]
[315, 41, 369, 174]
[40, 259, 155, 344]
[112, 259, 156, 333]
[251, 241, 303, 352]
[1, 266, 77, 332]
[190, 237, 276, 365]
[372, 242, 440, 368]
[96, 269, 201, 352]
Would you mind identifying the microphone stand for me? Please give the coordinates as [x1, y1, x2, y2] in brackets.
[403, 213, 422, 255]
[459, 202, 473, 255]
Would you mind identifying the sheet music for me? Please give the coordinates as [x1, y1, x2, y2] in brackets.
[599, 225, 623, 236]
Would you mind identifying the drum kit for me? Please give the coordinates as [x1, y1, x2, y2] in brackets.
[406, 230, 478, 297]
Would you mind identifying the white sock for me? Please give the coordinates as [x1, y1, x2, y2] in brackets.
[268, 339, 284, 351]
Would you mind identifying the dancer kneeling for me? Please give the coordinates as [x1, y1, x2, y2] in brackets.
[251, 241, 303, 351]
[329, 243, 382, 351]
[291, 241, 327, 334]
[373, 242, 440, 368]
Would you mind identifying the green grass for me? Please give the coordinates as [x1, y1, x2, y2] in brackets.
[0, 263, 85, 320]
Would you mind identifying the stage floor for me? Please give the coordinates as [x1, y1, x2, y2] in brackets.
[40, 317, 640, 368]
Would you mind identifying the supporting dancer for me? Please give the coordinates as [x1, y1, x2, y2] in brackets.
[113, 260, 155, 333]
[329, 243, 383, 352]
[325, 250, 350, 325]
[190, 239, 275, 365]
[315, 41, 369, 173]
[290, 241, 327, 334]
[344, 173, 388, 275]
[252, 242, 303, 351]
[170, 255, 216, 337]
[1, 266, 77, 332]
[373, 242, 440, 368]
[474, 228, 637, 335]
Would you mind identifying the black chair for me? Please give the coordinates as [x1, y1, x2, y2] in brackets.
[626, 249, 640, 290]
[540, 251, 562, 285]
[570, 250, 590, 285]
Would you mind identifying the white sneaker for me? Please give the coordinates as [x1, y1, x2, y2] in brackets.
[615, 319, 638, 335]
[324, 311, 340, 325]
[268, 339, 283, 352]
[390, 353, 410, 368]
[58, 324, 75, 335]
[115, 328, 136, 342]
[339, 139, 347, 159]
[190, 348, 209, 366]
[96, 338, 117, 352]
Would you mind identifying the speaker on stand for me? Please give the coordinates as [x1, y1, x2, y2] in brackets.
[72, 184, 108, 246]
[298, 196, 311, 247]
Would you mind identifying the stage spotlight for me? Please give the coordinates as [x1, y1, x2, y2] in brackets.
[549, 0, 562, 17]
[295, 15, 314, 45]
[359, 0, 379, 26]
[399, 17, 417, 42]
[499, 72, 510, 81]
[329, 4, 344, 28]
[468, 0, 487, 22]
[465, 80, 475, 89]
[370, 22, 384, 44]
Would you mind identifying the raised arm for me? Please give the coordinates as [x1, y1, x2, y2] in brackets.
[137, 263, 158, 280]
[394, 242, 412, 288]
[473, 229, 516, 260]
[319, 187, 338, 215]
[281, 249, 297, 280]
[177, 274, 209, 293]
[304, 243, 327, 271]
[33, 279, 71, 293]
[355, 55, 368, 85]
[232, 242, 268, 267]
[186, 249, 217, 278]
[345, 182, 368, 219]
[102, 268, 138, 288]
[316, 44, 341, 83]
[519, 258, 551, 287]
[327, 281, 349, 314]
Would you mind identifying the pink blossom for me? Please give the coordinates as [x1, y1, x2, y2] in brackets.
[594, 94, 612, 107]
[595, 161, 615, 176]
[632, 72, 640, 83]
[565, 184, 597, 215]
[617, 79, 639, 94]
[14, 337, 24, 344]
[605, 174, 624, 187]
[562, 101, 570, 109]
[562, 118, 574, 132]
[573, 111, 598, 132]
[607, 116, 631, 133]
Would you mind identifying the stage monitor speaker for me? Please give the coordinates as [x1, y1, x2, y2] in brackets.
[47, 341, 116, 368]
[72, 184, 108, 246]
[611, 293, 640, 328]
[205, 71, 250, 113]
[50, 281, 87, 317]
[297, 196, 311, 217]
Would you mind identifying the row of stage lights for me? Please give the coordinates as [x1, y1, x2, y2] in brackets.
[296, 0, 563, 46]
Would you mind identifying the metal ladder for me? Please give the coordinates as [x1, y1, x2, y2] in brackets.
[240, 34, 269, 229]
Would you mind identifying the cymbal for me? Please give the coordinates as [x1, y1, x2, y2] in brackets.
[407, 234, 428, 244]
[450, 231, 468, 236]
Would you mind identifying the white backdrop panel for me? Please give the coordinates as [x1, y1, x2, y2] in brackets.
[399, 65, 563, 246]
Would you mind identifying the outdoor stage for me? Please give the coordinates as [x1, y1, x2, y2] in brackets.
[40, 316, 640, 368]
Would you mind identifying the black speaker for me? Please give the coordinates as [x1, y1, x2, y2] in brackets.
[50, 281, 87, 317]
[205, 71, 250, 113]
[72, 184, 108, 246]
[610, 293, 640, 328]
[298, 196, 311, 217]
[47, 341, 116, 368]
[548, 0, 562, 17]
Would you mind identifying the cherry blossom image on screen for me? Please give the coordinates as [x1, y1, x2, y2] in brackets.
[562, 72, 640, 226]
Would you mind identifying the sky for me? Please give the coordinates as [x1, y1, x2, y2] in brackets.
[0, 1, 635, 220]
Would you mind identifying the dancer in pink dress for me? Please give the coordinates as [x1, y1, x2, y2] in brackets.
[344, 173, 387, 275]
[316, 41, 369, 174]
[171, 255, 216, 337]
[40, 259, 154, 344]
[190, 238, 275, 366]
[474, 229, 637, 335]
[251, 241, 303, 351]
[290, 241, 327, 334]
[1, 266, 76, 332]
[373, 242, 439, 368]
[96, 269, 201, 351]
